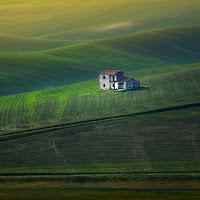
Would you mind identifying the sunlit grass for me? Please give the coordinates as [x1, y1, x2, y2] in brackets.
[0, 35, 85, 51]
[0, 63, 199, 130]
[0, 0, 199, 39]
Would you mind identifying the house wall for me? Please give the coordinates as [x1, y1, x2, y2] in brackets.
[133, 80, 140, 88]
[115, 82, 119, 89]
[117, 72, 124, 81]
[126, 79, 140, 89]
[126, 81, 132, 89]
[100, 72, 123, 90]
[124, 82, 127, 90]
[109, 75, 115, 82]
[117, 82, 124, 89]
[116, 82, 126, 90]
[110, 82, 116, 89]
[100, 74, 111, 90]
[100, 72, 139, 90]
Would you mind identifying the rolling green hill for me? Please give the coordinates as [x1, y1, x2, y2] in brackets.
[0, 104, 199, 200]
[0, 63, 199, 132]
[0, 0, 199, 39]
[0, 1, 200, 199]
[0, 106, 199, 168]
[0, 26, 200, 94]
[0, 35, 84, 51]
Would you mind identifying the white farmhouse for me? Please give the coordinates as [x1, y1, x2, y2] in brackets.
[99, 70, 140, 90]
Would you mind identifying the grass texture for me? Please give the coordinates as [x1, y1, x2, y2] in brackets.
[0, 96, 199, 200]
[0, 183, 200, 200]
[0, 35, 85, 51]
[0, 187, 199, 200]
[0, 26, 200, 93]
[0, 62, 199, 131]
[0, 0, 199, 39]
[0, 1, 200, 199]
[0, 105, 199, 168]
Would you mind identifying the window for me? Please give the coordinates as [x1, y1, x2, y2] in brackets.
[103, 76, 105, 79]
[110, 76, 114, 81]
[103, 84, 105, 87]
[113, 84, 115, 87]
[118, 83, 124, 89]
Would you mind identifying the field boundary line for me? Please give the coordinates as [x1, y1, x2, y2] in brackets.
[0, 171, 200, 176]
[0, 102, 200, 142]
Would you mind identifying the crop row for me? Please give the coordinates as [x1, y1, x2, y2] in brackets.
[0, 64, 199, 131]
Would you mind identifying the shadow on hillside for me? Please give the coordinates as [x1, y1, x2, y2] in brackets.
[0, 91, 28, 97]
[98, 87, 150, 94]
[117, 87, 150, 93]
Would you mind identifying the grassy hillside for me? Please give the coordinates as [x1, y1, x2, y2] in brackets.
[0, 0, 199, 39]
[0, 106, 199, 200]
[0, 106, 199, 169]
[0, 63, 199, 131]
[0, 35, 84, 51]
[0, 1, 199, 199]
[0, 26, 200, 94]
[0, 64, 199, 198]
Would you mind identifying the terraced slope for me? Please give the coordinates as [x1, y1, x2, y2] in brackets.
[0, 26, 200, 94]
[0, 63, 199, 131]
[0, 35, 84, 51]
[0, 0, 199, 39]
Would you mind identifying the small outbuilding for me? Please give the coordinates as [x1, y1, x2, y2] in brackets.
[99, 70, 140, 90]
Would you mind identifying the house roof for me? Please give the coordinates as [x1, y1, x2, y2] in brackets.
[101, 70, 122, 75]
[118, 76, 133, 82]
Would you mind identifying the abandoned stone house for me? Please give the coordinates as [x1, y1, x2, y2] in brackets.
[99, 70, 140, 90]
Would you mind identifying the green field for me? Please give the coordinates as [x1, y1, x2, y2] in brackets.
[0, 183, 199, 200]
[0, 26, 200, 94]
[0, 181, 200, 200]
[0, 35, 85, 51]
[0, 0, 200, 199]
[0, 105, 200, 168]
[0, 63, 199, 131]
[0, 106, 200, 199]
[0, 0, 199, 39]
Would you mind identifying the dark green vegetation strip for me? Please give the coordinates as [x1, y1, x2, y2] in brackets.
[0, 173, 200, 183]
[0, 189, 200, 192]
[0, 189, 199, 200]
[0, 102, 200, 142]
[0, 171, 200, 176]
